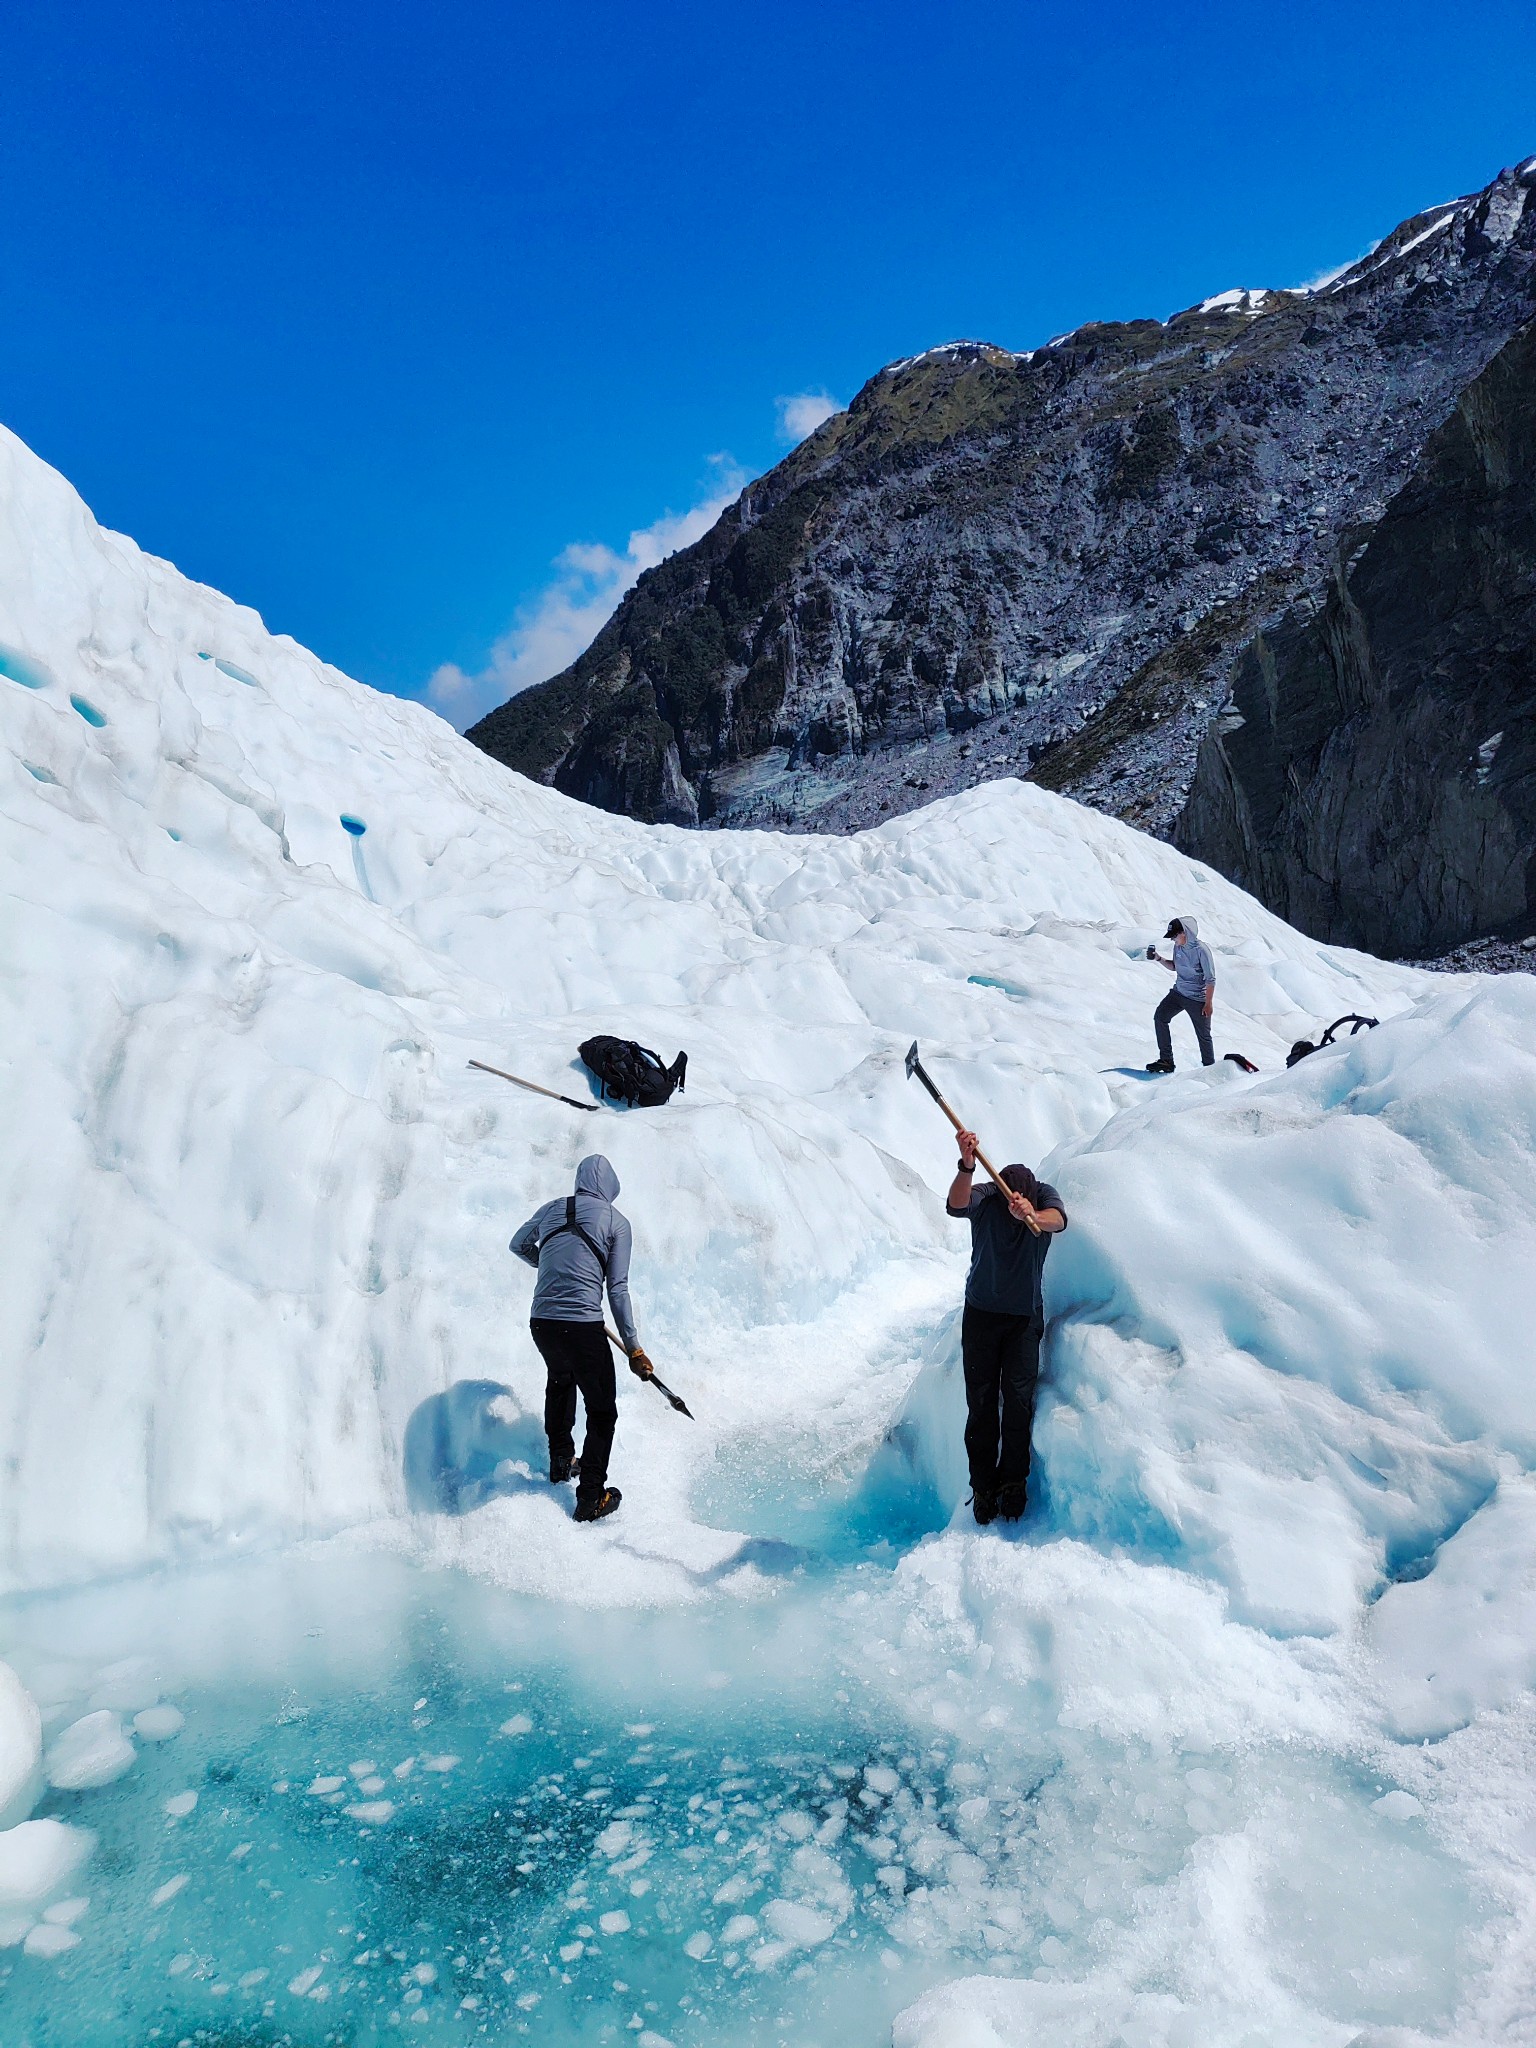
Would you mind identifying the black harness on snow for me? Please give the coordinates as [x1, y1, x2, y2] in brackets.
[539, 1195, 609, 1274]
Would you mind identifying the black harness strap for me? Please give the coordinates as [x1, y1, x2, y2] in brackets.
[539, 1194, 609, 1274]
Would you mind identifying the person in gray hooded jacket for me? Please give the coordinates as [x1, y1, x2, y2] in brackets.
[1146, 915, 1216, 1071]
[510, 1155, 653, 1522]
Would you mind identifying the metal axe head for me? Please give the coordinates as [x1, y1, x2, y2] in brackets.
[905, 1040, 922, 1080]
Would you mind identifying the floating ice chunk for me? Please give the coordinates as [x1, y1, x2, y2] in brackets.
[163, 1791, 197, 1819]
[393, 1758, 417, 1778]
[762, 1899, 834, 1946]
[776, 1810, 814, 1840]
[600, 1910, 631, 1935]
[0, 1661, 42, 1828]
[307, 1775, 345, 1796]
[150, 1875, 189, 1907]
[721, 1914, 759, 1943]
[88, 1658, 161, 1714]
[499, 1715, 533, 1737]
[558, 1940, 584, 1962]
[24, 1921, 79, 1957]
[713, 1875, 753, 1906]
[45, 1712, 135, 1791]
[0, 1818, 93, 1908]
[288, 1964, 324, 1995]
[345, 1800, 396, 1825]
[683, 1930, 712, 1958]
[422, 1754, 460, 1772]
[1373, 1790, 1423, 1820]
[356, 1775, 386, 1795]
[595, 1820, 633, 1858]
[348, 1759, 377, 1778]
[0, 1912, 33, 1947]
[411, 1962, 438, 1984]
[863, 1765, 900, 1798]
[42, 1894, 88, 1925]
[133, 1706, 184, 1742]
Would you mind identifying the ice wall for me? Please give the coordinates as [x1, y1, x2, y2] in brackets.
[0, 419, 1424, 1596]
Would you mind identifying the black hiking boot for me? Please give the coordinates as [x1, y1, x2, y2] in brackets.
[549, 1454, 581, 1485]
[970, 1488, 998, 1527]
[573, 1486, 622, 1524]
[997, 1483, 1028, 1523]
[1145, 1056, 1175, 1074]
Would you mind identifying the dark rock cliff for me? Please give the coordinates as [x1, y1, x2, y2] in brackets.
[1177, 317, 1536, 956]
[468, 161, 1536, 851]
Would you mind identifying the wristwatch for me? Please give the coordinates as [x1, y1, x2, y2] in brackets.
[956, 1160, 974, 1174]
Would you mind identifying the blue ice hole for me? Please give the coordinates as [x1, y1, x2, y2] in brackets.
[69, 694, 107, 727]
[25, 763, 60, 784]
[0, 645, 51, 690]
[215, 658, 259, 686]
[340, 814, 367, 835]
[166, 827, 182, 841]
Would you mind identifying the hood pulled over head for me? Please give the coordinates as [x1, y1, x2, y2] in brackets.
[575, 1155, 620, 1203]
[1001, 1163, 1042, 1205]
[1166, 915, 1198, 943]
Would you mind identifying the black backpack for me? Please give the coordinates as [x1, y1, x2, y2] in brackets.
[1286, 1013, 1379, 1068]
[579, 1035, 688, 1108]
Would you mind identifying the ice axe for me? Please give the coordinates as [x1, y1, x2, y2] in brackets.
[468, 1059, 600, 1112]
[904, 1040, 1040, 1235]
[604, 1327, 694, 1419]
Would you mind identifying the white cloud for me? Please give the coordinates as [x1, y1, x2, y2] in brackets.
[776, 390, 840, 444]
[427, 457, 747, 730]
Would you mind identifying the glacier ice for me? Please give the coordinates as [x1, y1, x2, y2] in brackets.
[0, 1661, 42, 1830]
[2, 414, 1535, 2041]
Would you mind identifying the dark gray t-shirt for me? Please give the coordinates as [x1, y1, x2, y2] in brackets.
[946, 1180, 1067, 1321]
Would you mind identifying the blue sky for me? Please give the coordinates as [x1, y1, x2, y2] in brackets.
[3, 2, 1534, 727]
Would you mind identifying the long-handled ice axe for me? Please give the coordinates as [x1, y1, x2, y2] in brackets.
[468, 1059, 600, 1112]
[904, 1040, 1040, 1235]
[604, 1327, 694, 1418]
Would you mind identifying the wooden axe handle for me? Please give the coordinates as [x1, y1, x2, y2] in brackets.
[925, 1075, 1039, 1234]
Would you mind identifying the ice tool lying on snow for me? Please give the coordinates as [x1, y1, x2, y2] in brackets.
[904, 1040, 1040, 1236]
[603, 1327, 694, 1418]
[468, 1058, 601, 1112]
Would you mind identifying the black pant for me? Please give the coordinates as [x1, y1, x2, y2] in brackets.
[530, 1319, 616, 1500]
[1154, 988, 1214, 1066]
[961, 1305, 1041, 1499]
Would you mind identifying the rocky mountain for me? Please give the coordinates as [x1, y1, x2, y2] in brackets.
[467, 158, 1536, 945]
[1176, 316, 1536, 957]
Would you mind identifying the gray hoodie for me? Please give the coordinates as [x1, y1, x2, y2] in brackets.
[1171, 916, 1216, 1001]
[510, 1155, 639, 1353]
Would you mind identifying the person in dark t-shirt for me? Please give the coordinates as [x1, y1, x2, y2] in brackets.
[945, 1129, 1067, 1526]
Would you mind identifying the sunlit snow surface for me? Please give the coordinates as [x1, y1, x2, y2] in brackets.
[3, 419, 1536, 2044]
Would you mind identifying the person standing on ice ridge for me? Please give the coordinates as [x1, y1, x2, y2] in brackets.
[510, 1155, 653, 1524]
[1145, 915, 1216, 1072]
[946, 1133, 1067, 1525]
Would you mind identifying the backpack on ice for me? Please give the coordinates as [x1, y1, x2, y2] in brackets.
[1286, 1013, 1379, 1068]
[579, 1035, 688, 1108]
